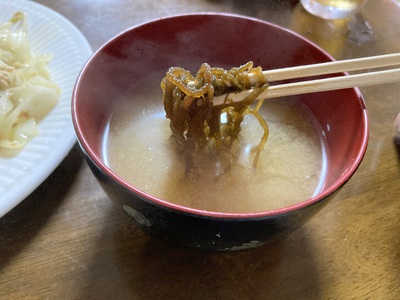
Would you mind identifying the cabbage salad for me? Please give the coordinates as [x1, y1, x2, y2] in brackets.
[0, 12, 60, 155]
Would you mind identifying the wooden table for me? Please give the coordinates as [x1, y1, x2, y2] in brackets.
[1, 0, 400, 298]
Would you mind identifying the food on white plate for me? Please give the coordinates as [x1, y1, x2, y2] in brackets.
[0, 12, 60, 156]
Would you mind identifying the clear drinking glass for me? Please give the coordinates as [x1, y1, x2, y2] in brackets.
[300, 0, 368, 19]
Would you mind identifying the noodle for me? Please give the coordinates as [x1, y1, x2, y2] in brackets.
[161, 62, 269, 172]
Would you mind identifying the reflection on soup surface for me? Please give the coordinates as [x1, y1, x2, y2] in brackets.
[105, 74, 326, 213]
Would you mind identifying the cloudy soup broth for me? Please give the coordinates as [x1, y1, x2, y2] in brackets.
[104, 72, 326, 213]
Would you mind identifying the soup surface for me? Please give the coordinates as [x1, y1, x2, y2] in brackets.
[104, 73, 326, 213]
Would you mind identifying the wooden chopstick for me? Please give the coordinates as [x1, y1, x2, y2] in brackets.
[213, 53, 400, 106]
[253, 52, 400, 83]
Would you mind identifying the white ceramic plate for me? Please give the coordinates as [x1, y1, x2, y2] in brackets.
[0, 0, 93, 217]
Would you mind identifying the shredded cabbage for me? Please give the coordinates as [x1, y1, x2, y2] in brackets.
[0, 12, 60, 155]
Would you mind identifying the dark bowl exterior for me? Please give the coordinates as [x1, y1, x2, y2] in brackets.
[73, 13, 368, 251]
[83, 150, 337, 251]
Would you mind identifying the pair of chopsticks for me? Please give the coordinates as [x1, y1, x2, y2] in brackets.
[213, 53, 400, 106]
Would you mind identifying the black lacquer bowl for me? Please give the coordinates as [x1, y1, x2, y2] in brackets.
[72, 13, 368, 251]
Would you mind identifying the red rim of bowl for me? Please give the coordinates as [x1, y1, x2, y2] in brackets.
[72, 13, 369, 220]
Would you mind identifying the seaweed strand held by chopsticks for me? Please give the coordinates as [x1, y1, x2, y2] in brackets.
[161, 62, 269, 173]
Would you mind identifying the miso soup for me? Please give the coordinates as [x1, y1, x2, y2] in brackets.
[104, 73, 326, 213]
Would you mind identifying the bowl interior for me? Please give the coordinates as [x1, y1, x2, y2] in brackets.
[73, 13, 368, 216]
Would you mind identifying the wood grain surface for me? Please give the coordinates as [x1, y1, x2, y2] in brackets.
[1, 0, 399, 299]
